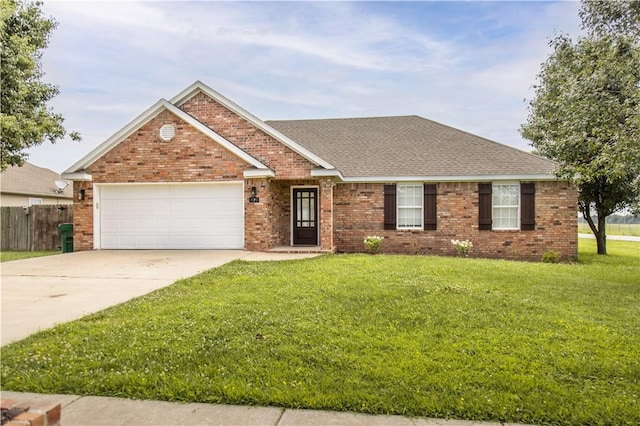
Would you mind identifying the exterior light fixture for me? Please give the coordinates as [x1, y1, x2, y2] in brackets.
[249, 186, 259, 203]
[78, 189, 85, 201]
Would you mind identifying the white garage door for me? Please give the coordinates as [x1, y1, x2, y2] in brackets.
[99, 183, 244, 249]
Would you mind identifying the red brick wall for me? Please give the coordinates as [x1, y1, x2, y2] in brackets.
[179, 93, 317, 179]
[88, 110, 248, 183]
[73, 181, 93, 251]
[0, 397, 61, 426]
[72, 92, 325, 251]
[334, 181, 578, 261]
[245, 179, 334, 251]
[70, 90, 577, 260]
[73, 110, 251, 250]
[319, 178, 335, 250]
[245, 178, 279, 251]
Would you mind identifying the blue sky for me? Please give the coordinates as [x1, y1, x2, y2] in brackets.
[29, 0, 582, 173]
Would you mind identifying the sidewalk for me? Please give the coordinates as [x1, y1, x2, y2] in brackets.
[0, 391, 530, 426]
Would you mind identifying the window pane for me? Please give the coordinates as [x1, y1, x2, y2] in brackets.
[398, 207, 421, 227]
[493, 206, 518, 229]
[397, 184, 423, 228]
[493, 184, 519, 207]
[398, 185, 421, 207]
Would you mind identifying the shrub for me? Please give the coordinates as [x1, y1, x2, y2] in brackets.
[451, 239, 473, 257]
[364, 235, 384, 254]
[541, 250, 560, 263]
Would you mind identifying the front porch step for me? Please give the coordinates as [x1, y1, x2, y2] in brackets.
[267, 246, 336, 254]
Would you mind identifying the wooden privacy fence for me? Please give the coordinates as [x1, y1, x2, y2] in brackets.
[1, 205, 73, 251]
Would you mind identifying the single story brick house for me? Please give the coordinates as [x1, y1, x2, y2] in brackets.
[62, 81, 577, 260]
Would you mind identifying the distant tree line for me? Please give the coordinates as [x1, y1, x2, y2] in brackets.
[578, 214, 640, 224]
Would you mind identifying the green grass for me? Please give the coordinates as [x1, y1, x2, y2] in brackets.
[0, 250, 60, 262]
[2, 241, 639, 425]
[578, 222, 640, 236]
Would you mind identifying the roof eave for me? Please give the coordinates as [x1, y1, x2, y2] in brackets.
[61, 171, 93, 181]
[338, 173, 561, 183]
[244, 169, 276, 178]
[310, 168, 344, 181]
[0, 189, 74, 198]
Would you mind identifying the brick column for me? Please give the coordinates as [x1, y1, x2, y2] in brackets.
[319, 178, 335, 251]
[73, 181, 94, 251]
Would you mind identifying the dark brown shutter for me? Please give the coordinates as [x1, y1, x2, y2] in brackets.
[423, 184, 437, 230]
[478, 183, 492, 230]
[384, 185, 397, 230]
[520, 183, 535, 231]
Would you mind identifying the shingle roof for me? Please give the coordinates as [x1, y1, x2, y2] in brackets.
[266, 115, 558, 179]
[1, 162, 73, 198]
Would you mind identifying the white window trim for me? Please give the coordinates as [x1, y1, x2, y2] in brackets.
[397, 183, 423, 230]
[492, 182, 520, 230]
[28, 198, 43, 206]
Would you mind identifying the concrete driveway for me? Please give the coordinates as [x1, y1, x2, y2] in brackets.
[1, 250, 258, 346]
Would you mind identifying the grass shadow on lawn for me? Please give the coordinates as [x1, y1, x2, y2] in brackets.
[1, 240, 639, 425]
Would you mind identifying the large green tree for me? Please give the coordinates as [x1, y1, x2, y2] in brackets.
[521, 1, 640, 255]
[580, 0, 640, 37]
[0, 0, 79, 171]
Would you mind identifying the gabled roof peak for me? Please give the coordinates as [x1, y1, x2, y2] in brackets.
[63, 98, 269, 177]
[170, 81, 335, 170]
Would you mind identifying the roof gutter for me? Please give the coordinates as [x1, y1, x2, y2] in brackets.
[337, 174, 561, 183]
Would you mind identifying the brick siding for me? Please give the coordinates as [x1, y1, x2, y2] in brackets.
[73, 94, 323, 251]
[73, 110, 252, 251]
[71, 90, 577, 260]
[334, 181, 578, 261]
[179, 93, 317, 179]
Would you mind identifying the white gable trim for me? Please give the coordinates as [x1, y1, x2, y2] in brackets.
[64, 99, 269, 176]
[170, 81, 335, 170]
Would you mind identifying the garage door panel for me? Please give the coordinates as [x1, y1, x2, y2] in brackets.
[100, 183, 243, 249]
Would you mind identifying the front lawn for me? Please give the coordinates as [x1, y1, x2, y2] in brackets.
[0, 250, 59, 262]
[1, 240, 639, 425]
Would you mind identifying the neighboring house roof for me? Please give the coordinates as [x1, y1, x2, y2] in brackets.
[1, 162, 73, 199]
[267, 115, 559, 181]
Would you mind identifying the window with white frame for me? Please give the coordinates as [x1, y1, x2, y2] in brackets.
[28, 198, 42, 206]
[492, 183, 519, 230]
[397, 184, 423, 229]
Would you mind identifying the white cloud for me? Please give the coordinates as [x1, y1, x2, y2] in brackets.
[27, 0, 583, 173]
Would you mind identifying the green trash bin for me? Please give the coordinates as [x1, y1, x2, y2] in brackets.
[59, 223, 73, 253]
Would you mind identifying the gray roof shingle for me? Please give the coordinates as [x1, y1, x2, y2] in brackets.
[267, 115, 558, 179]
[1, 162, 73, 198]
